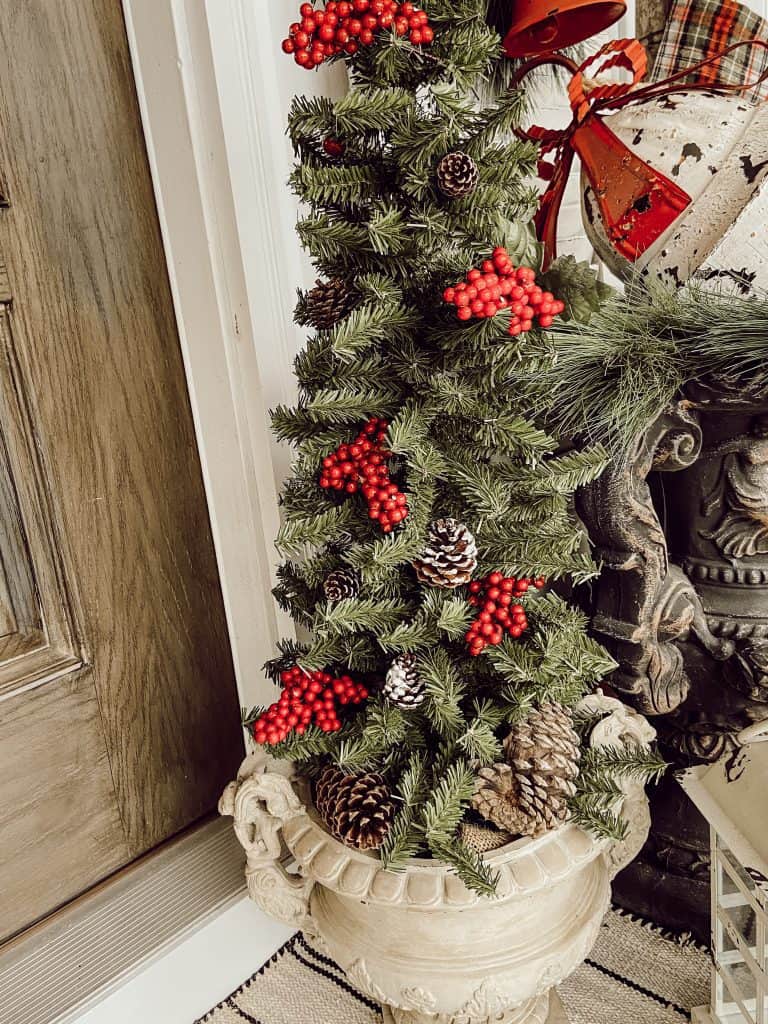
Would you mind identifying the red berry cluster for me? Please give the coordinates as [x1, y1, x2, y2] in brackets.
[282, 1, 433, 69]
[252, 667, 369, 746]
[442, 247, 566, 337]
[465, 572, 546, 656]
[319, 418, 409, 533]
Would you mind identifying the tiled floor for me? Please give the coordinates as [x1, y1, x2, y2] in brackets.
[70, 897, 294, 1024]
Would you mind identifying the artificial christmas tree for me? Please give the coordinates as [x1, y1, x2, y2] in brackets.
[222, 5, 666, 1019]
[245, 0, 666, 895]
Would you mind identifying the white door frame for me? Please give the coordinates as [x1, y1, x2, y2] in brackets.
[121, 1, 345, 707]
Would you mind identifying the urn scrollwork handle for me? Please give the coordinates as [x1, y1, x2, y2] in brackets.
[603, 783, 653, 880]
[577, 692, 656, 880]
[737, 718, 768, 745]
[219, 752, 315, 931]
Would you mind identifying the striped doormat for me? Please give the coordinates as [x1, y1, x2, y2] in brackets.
[196, 908, 710, 1024]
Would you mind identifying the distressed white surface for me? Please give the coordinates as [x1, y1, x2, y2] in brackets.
[695, 147, 768, 293]
[581, 91, 765, 286]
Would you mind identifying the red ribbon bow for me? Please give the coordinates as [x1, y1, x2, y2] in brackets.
[512, 38, 768, 269]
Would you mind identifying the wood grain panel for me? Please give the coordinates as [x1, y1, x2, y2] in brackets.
[0, 1, 243, 854]
[0, 293, 84, 697]
[0, 673, 130, 943]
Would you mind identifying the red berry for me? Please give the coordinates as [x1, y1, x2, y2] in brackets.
[323, 137, 345, 157]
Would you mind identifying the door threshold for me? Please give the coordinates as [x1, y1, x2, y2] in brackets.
[0, 816, 246, 1024]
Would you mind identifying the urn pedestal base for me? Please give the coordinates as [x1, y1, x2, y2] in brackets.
[380, 992, 566, 1024]
[611, 776, 711, 945]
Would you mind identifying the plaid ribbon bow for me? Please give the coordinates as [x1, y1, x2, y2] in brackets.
[654, 0, 768, 103]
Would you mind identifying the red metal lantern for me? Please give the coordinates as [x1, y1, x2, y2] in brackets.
[502, 0, 627, 58]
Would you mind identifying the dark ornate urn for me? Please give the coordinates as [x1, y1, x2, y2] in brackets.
[577, 376, 768, 940]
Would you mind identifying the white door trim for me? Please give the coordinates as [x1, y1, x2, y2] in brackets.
[121, 0, 302, 708]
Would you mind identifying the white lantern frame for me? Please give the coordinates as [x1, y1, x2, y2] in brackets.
[686, 721, 768, 1024]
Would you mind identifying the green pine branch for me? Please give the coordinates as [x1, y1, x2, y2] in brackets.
[276, 503, 358, 557]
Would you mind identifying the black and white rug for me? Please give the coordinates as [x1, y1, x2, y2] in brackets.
[196, 908, 710, 1024]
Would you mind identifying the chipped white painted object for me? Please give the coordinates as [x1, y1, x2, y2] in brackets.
[221, 703, 653, 1024]
[582, 94, 768, 293]
[683, 719, 768, 1024]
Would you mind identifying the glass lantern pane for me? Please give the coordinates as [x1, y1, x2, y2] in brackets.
[722, 901, 758, 951]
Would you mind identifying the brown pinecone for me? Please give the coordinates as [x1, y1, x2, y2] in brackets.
[472, 703, 581, 837]
[303, 277, 355, 331]
[460, 820, 512, 854]
[436, 151, 479, 198]
[383, 653, 425, 708]
[323, 568, 360, 603]
[412, 518, 478, 589]
[315, 766, 395, 851]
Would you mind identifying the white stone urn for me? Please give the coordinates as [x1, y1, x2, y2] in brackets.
[220, 698, 653, 1024]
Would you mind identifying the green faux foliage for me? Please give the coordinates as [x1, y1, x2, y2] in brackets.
[540, 255, 615, 324]
[253, 0, 665, 895]
[513, 281, 768, 458]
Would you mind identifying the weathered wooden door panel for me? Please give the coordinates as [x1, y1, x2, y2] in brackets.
[0, 675, 129, 942]
[0, 0, 243, 941]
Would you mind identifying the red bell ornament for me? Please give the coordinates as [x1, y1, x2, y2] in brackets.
[513, 38, 768, 270]
[502, 0, 626, 58]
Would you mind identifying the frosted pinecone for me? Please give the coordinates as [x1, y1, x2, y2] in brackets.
[323, 568, 360, 603]
[383, 653, 425, 708]
[436, 151, 479, 198]
[412, 518, 477, 589]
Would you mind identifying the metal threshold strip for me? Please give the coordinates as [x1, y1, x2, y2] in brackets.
[0, 816, 246, 1024]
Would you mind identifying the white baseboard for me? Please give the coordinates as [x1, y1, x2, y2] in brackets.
[71, 896, 294, 1024]
[0, 818, 266, 1024]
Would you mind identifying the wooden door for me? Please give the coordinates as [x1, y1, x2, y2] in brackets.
[0, 1, 243, 942]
